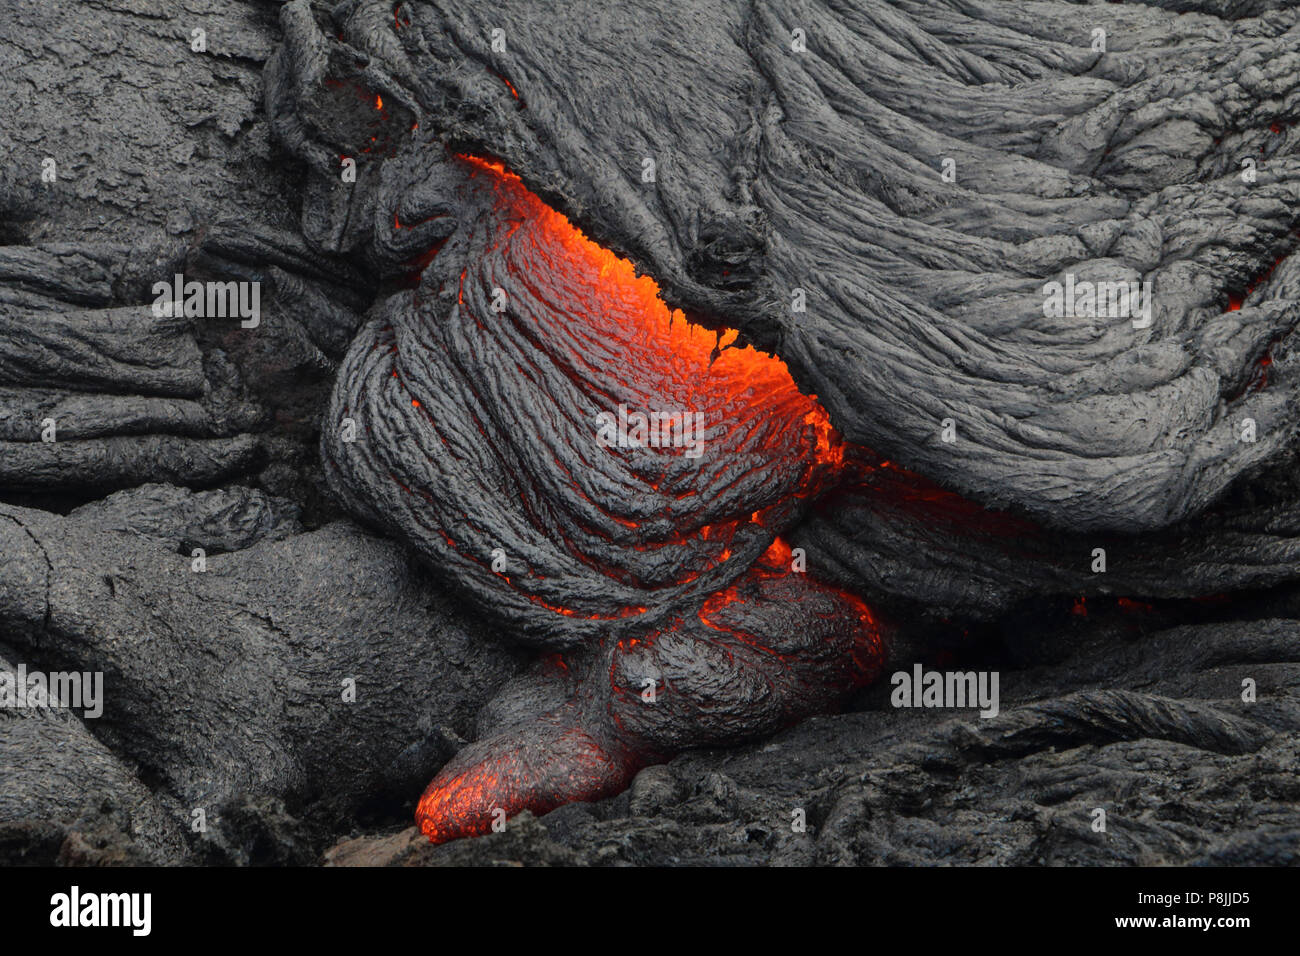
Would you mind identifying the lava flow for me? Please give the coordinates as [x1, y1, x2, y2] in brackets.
[329, 152, 896, 843]
[397, 155, 890, 843]
[326, 150, 1083, 843]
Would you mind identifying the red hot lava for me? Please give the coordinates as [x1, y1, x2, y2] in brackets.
[410, 156, 888, 843]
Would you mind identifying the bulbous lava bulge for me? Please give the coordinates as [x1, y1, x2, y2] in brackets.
[323, 156, 885, 842]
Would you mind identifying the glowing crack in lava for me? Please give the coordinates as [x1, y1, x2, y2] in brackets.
[324, 154, 886, 844]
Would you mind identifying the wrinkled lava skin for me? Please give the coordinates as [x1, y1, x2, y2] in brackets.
[324, 156, 884, 842]
[276, 0, 1300, 845]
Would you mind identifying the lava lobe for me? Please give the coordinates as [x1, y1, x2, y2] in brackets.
[323, 154, 884, 842]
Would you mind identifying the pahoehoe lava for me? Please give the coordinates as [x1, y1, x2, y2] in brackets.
[324, 154, 887, 842]
[4, 0, 1300, 865]
[262, 0, 1300, 844]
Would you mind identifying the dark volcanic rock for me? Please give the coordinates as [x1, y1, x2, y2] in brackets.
[268, 0, 1300, 534]
[0, 647, 184, 865]
[259, 0, 1300, 845]
[0, 490, 521, 863]
[326, 615, 1300, 866]
[2, 0, 1300, 866]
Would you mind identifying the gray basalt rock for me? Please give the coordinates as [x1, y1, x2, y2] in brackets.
[0, 647, 185, 865]
[1, 0, 1299, 865]
[268, 0, 1300, 535]
[326, 615, 1300, 866]
[0, 493, 521, 863]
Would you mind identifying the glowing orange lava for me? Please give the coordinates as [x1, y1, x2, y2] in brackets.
[457, 153, 845, 484]
[409, 155, 889, 845]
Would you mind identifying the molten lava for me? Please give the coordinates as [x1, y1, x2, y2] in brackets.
[456, 152, 844, 483]
[401, 154, 886, 843]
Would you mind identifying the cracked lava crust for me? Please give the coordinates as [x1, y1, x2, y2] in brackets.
[323, 155, 890, 843]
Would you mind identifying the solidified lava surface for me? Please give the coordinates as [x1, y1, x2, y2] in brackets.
[323, 155, 887, 841]
[5, 0, 1300, 867]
